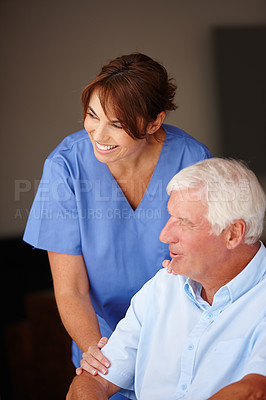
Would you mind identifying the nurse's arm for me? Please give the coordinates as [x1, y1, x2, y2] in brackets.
[48, 251, 111, 375]
[66, 371, 120, 400]
[208, 374, 266, 399]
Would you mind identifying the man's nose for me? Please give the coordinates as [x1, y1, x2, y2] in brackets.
[160, 218, 172, 243]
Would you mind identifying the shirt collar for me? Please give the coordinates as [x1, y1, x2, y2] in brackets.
[184, 278, 208, 309]
[184, 241, 266, 307]
[225, 241, 266, 303]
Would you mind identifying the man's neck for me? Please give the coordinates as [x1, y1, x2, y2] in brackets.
[201, 242, 260, 305]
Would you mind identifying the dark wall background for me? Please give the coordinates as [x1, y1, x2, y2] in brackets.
[1, 1, 266, 398]
[0, 240, 74, 399]
[214, 26, 266, 174]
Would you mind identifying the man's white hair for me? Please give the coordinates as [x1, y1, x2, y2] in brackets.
[167, 158, 266, 244]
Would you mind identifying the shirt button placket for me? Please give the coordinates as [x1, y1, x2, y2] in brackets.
[177, 342, 196, 395]
[176, 311, 213, 398]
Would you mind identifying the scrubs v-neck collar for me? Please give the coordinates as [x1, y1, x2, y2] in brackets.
[102, 127, 167, 213]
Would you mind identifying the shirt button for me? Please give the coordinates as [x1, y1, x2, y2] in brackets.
[188, 344, 194, 351]
[208, 313, 213, 319]
[181, 384, 187, 391]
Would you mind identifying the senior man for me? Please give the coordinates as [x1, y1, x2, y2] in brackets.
[67, 158, 266, 400]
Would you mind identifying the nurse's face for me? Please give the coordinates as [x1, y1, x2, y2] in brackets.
[84, 90, 148, 165]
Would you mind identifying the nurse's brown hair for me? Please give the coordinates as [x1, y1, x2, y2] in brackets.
[81, 53, 177, 139]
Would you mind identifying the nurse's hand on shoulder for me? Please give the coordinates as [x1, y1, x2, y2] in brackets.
[162, 259, 177, 275]
[76, 337, 110, 376]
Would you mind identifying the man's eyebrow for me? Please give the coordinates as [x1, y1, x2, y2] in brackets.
[175, 216, 195, 227]
[178, 217, 192, 224]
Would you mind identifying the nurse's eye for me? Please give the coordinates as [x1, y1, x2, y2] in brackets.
[112, 123, 123, 129]
[110, 119, 123, 129]
[87, 111, 97, 119]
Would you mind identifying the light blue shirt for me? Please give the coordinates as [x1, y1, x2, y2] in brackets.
[99, 243, 266, 400]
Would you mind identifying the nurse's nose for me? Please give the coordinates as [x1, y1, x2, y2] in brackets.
[92, 122, 108, 142]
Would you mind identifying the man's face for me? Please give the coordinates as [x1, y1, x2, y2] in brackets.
[160, 189, 228, 283]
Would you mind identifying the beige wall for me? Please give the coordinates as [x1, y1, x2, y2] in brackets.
[1, 0, 266, 237]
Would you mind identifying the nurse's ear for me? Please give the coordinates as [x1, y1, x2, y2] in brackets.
[146, 112, 165, 135]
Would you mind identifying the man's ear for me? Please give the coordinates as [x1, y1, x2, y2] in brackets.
[226, 219, 246, 249]
[147, 111, 165, 135]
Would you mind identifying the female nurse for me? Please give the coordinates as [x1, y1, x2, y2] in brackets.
[23, 53, 211, 399]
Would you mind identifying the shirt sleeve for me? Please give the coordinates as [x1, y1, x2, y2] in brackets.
[98, 278, 153, 397]
[243, 316, 266, 377]
[23, 158, 82, 254]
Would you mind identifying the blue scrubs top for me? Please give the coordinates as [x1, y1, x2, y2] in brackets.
[23, 123, 211, 370]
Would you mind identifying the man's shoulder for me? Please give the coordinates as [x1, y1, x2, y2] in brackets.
[135, 268, 186, 302]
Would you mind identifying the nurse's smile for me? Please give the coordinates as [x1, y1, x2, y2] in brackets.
[95, 141, 119, 154]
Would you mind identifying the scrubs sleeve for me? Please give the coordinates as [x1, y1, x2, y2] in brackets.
[243, 317, 266, 377]
[202, 147, 212, 160]
[23, 158, 82, 255]
[98, 278, 153, 397]
[187, 140, 212, 164]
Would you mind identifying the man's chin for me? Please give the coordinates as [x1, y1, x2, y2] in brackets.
[168, 259, 183, 276]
